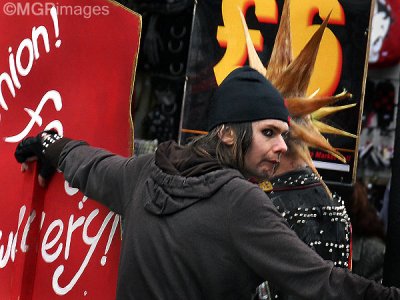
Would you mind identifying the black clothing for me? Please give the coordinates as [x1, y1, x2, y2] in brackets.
[207, 66, 289, 130]
[258, 167, 351, 299]
[353, 235, 386, 282]
[269, 168, 351, 268]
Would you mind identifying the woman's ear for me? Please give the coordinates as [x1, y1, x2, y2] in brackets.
[218, 125, 235, 145]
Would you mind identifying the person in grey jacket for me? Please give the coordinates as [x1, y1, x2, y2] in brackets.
[15, 67, 400, 299]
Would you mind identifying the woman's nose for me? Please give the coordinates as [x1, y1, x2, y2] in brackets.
[275, 135, 288, 154]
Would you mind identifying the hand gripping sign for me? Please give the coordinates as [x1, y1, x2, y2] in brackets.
[0, 1, 140, 298]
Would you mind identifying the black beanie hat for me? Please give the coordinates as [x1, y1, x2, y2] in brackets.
[207, 66, 289, 131]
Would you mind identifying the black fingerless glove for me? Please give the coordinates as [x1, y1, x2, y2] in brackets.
[15, 130, 63, 180]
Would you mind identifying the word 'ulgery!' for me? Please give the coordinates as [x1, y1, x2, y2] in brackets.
[0, 181, 120, 296]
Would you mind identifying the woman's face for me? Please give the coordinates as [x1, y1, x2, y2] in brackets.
[243, 119, 288, 181]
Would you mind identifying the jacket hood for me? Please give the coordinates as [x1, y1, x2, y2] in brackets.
[143, 141, 243, 216]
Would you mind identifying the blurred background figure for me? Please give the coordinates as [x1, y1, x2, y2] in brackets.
[345, 180, 386, 282]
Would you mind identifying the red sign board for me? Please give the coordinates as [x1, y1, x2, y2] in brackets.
[0, 1, 140, 298]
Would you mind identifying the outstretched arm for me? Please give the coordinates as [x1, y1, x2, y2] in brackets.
[228, 179, 400, 299]
[14, 132, 146, 215]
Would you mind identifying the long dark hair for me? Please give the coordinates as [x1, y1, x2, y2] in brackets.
[189, 122, 253, 173]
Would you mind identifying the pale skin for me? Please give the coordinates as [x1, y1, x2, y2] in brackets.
[219, 119, 289, 182]
[21, 158, 47, 187]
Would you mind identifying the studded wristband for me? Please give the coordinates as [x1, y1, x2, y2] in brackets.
[41, 132, 62, 155]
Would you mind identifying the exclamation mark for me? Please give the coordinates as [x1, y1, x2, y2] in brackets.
[50, 6, 61, 48]
[101, 215, 120, 266]
[78, 196, 88, 210]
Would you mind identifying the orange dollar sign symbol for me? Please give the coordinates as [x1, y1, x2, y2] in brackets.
[290, 0, 345, 96]
[214, 0, 279, 85]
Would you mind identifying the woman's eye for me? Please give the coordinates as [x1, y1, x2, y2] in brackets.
[262, 129, 273, 137]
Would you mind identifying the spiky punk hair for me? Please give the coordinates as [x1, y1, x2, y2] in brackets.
[240, 0, 356, 175]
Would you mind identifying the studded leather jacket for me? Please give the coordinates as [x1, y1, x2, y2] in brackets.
[257, 167, 351, 300]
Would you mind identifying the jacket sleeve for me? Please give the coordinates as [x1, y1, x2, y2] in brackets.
[52, 140, 149, 215]
[228, 179, 400, 300]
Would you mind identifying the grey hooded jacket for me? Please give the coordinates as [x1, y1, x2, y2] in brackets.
[53, 140, 400, 300]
